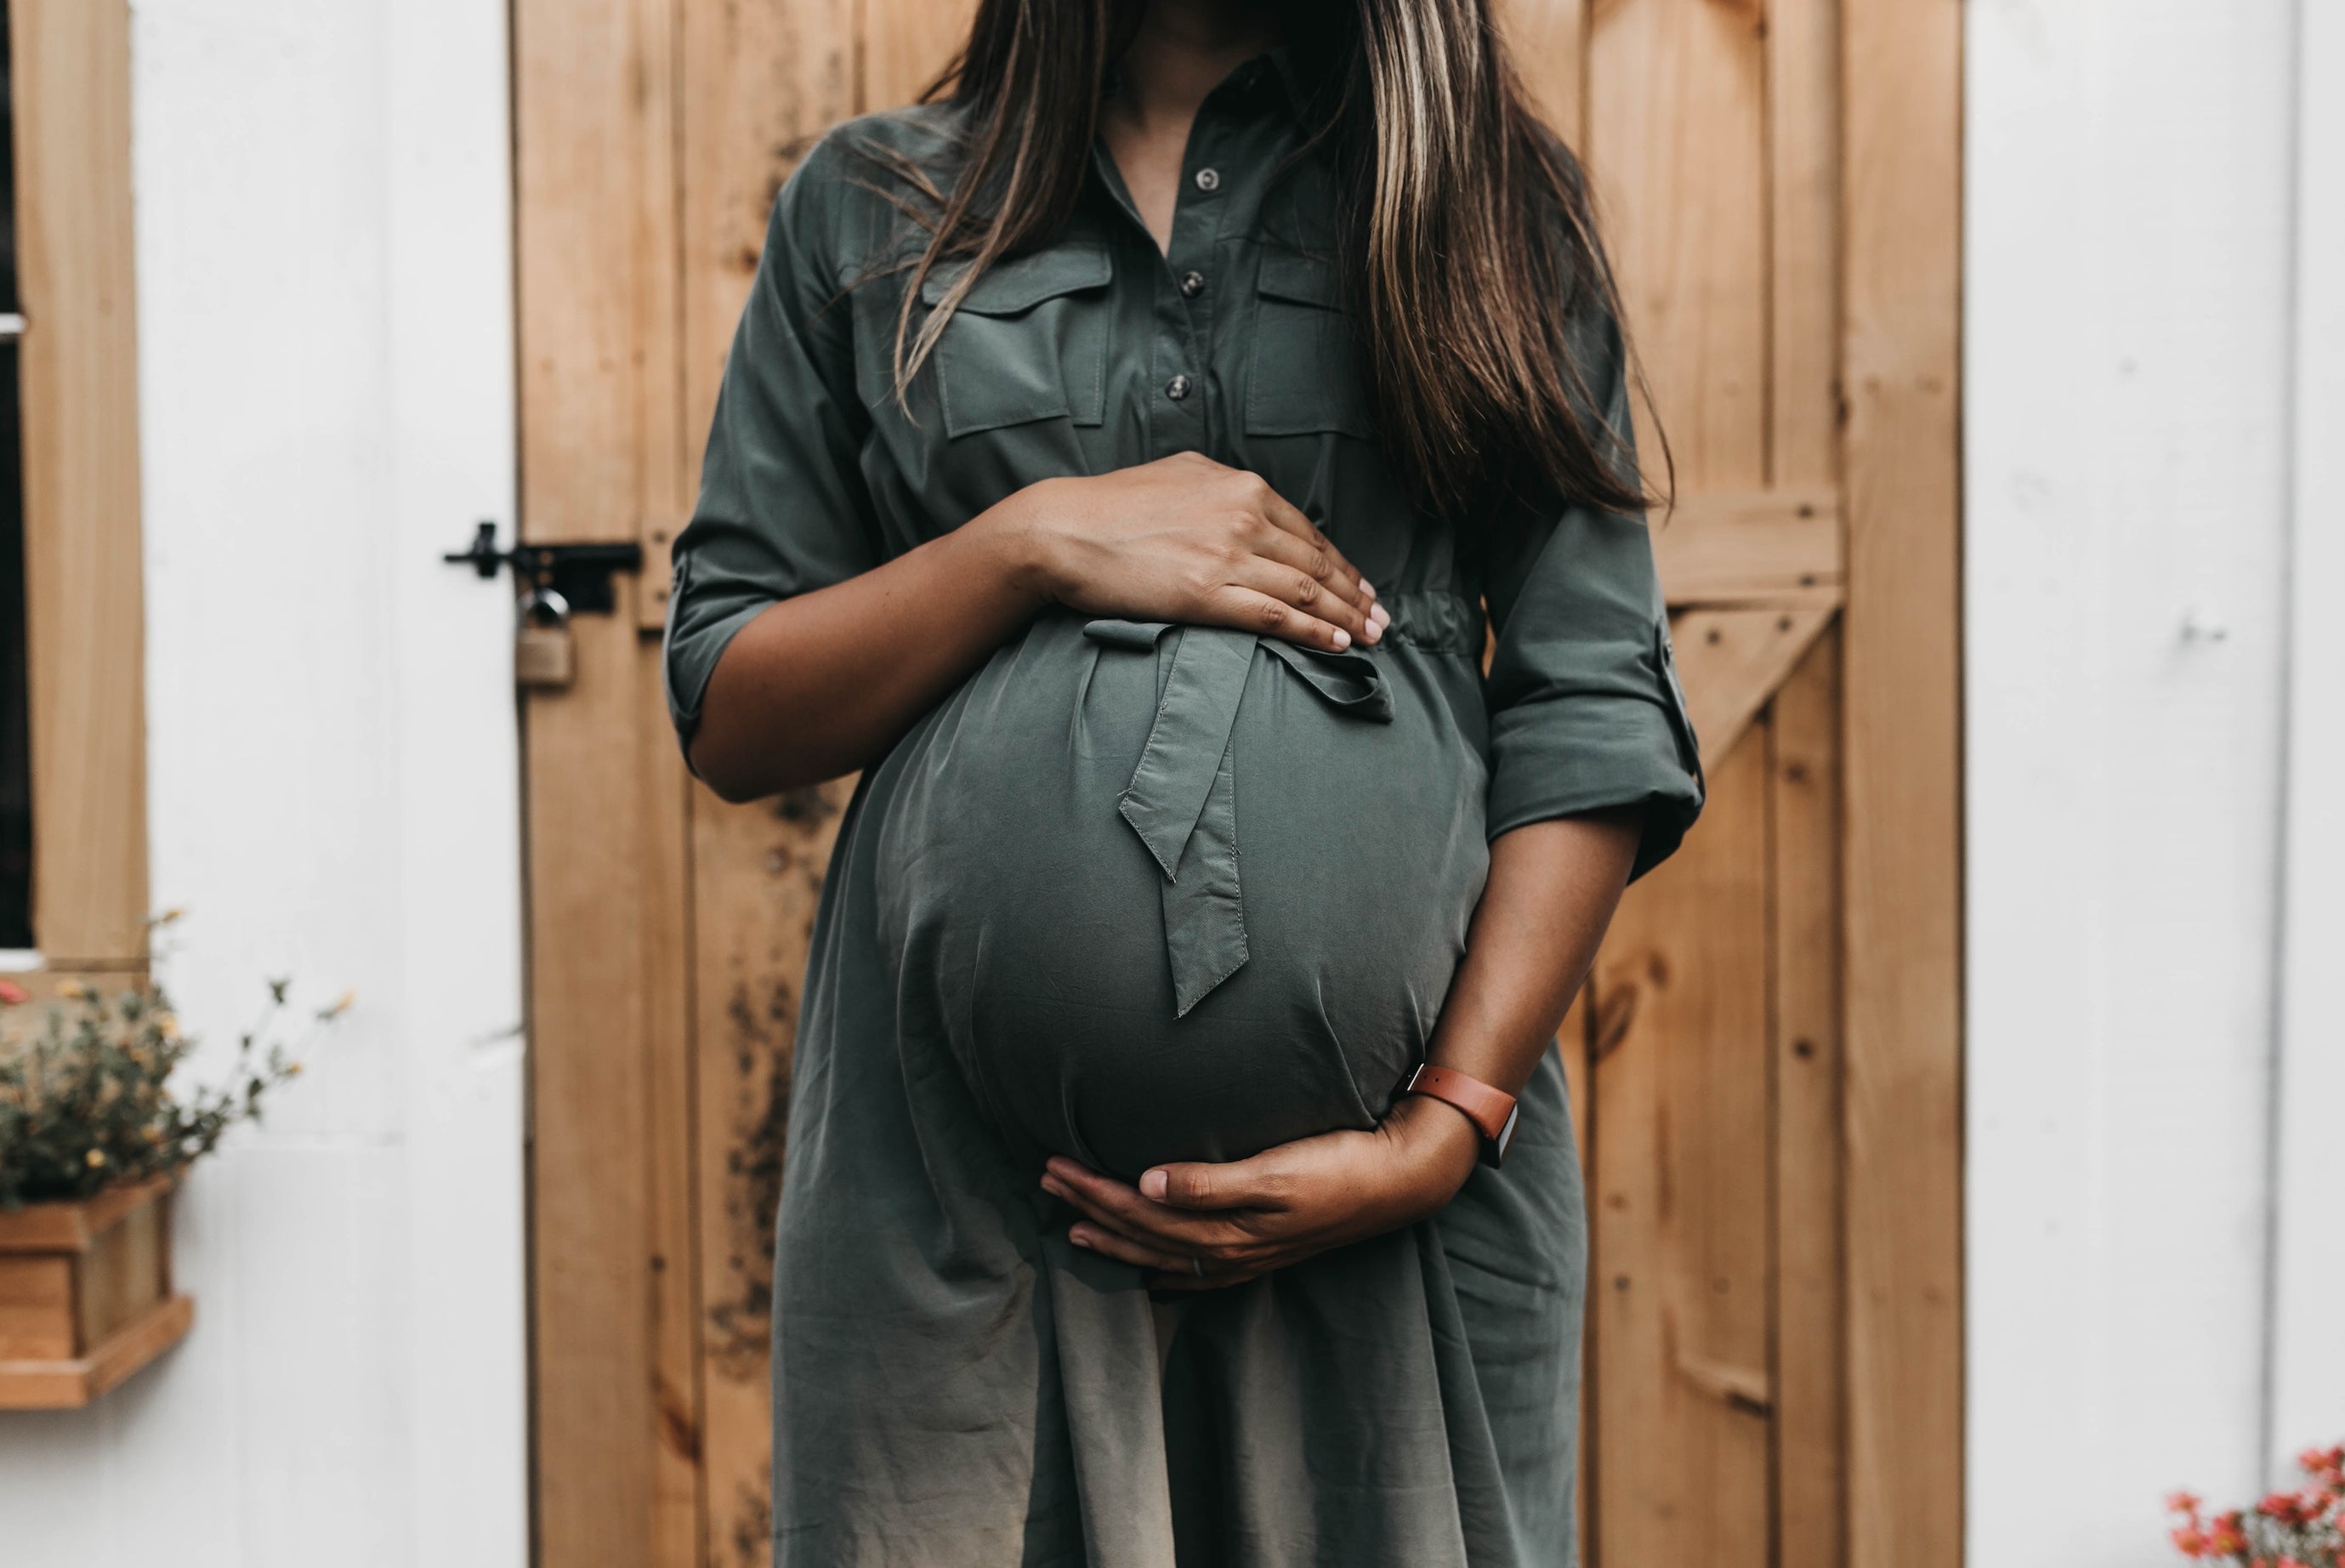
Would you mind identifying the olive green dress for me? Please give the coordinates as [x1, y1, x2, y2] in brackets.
[662, 50, 1703, 1568]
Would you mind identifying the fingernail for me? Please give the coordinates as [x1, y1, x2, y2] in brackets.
[1360, 579, 1379, 601]
[1371, 602, 1391, 628]
[1070, 1230, 1093, 1250]
[1140, 1169, 1169, 1201]
[1362, 622, 1383, 646]
[1331, 628, 1351, 649]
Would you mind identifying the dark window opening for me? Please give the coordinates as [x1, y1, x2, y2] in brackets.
[0, 8, 34, 950]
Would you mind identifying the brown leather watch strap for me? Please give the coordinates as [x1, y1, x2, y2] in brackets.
[1401, 1064, 1521, 1167]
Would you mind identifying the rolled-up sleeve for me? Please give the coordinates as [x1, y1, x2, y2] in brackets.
[662, 133, 878, 753]
[1480, 311, 1704, 880]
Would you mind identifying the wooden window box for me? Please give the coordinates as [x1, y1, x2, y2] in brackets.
[0, 1176, 191, 1408]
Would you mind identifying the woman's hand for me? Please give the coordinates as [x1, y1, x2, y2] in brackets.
[991, 452, 1389, 655]
[1039, 1094, 1482, 1290]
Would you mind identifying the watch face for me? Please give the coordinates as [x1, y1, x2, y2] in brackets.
[1486, 1104, 1522, 1168]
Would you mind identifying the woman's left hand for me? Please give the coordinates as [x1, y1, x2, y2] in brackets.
[1039, 1093, 1485, 1290]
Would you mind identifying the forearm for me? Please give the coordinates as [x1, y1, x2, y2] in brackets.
[1390, 807, 1644, 1160]
[685, 455, 1383, 801]
[687, 505, 1047, 799]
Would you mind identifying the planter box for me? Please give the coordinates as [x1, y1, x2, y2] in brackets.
[0, 1176, 193, 1408]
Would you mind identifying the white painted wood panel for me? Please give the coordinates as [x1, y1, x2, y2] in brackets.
[0, 1, 525, 1563]
[1966, 0, 2302, 1562]
[2268, 0, 2345, 1481]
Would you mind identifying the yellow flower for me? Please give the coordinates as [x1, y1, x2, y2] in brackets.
[84, 1148, 107, 1168]
[322, 991, 356, 1019]
[58, 980, 91, 1001]
[156, 1012, 181, 1041]
[285, 1061, 304, 1077]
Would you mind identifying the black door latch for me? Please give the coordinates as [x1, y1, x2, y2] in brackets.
[442, 521, 643, 614]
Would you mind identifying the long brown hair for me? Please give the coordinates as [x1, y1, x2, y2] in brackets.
[867, 0, 1653, 520]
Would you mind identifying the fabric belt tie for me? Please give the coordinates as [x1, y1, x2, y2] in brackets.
[1083, 619, 1394, 1017]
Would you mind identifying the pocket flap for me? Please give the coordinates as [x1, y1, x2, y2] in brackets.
[920, 243, 1113, 315]
[1256, 250, 1343, 309]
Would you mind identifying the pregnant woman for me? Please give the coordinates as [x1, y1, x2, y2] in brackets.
[663, 0, 1702, 1561]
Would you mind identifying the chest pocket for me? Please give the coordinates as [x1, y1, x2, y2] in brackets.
[923, 244, 1113, 439]
[1246, 251, 1377, 440]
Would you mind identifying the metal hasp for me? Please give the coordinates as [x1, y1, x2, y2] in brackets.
[442, 520, 644, 613]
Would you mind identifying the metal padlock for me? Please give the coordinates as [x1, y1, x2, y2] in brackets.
[514, 587, 576, 690]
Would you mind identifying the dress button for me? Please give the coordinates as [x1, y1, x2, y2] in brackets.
[1193, 167, 1221, 193]
[1165, 373, 1193, 401]
[1179, 270, 1206, 298]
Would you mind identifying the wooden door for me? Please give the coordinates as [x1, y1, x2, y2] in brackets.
[510, 0, 1960, 1564]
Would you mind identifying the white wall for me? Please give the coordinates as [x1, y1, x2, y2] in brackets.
[2268, 0, 2345, 1477]
[0, 2, 526, 1564]
[1967, 0, 2342, 1562]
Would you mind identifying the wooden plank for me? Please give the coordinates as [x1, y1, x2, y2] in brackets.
[628, 0, 690, 631]
[76, 1187, 166, 1351]
[1669, 606, 1834, 771]
[1840, 0, 1964, 1562]
[1592, 728, 1774, 1568]
[642, 661, 706, 1566]
[1589, 0, 1769, 491]
[859, 0, 976, 112]
[9, 0, 149, 966]
[677, 1, 858, 1559]
[1587, 5, 1774, 1561]
[1502, 0, 1590, 148]
[689, 780, 852, 1567]
[1769, 0, 1843, 490]
[0, 1175, 173, 1253]
[0, 1292, 191, 1409]
[0, 1256, 76, 1360]
[513, 0, 701, 1559]
[1771, 630, 1846, 1568]
[1655, 488, 1843, 607]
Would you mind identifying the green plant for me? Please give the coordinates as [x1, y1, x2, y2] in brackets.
[0, 974, 348, 1209]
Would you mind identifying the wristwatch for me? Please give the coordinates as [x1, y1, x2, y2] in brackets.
[1400, 1063, 1520, 1167]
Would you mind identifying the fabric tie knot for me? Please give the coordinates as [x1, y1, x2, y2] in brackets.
[1083, 619, 1394, 1015]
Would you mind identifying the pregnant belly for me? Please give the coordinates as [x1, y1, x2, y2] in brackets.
[873, 611, 1490, 1179]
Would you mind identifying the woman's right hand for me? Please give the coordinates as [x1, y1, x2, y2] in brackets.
[987, 452, 1389, 653]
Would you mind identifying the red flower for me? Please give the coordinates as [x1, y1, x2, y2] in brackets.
[2170, 1491, 2206, 1516]
[2170, 1524, 2210, 1557]
[0, 980, 26, 1005]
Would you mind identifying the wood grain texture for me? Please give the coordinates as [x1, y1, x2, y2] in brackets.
[690, 781, 853, 1568]
[1839, 0, 1964, 1563]
[1771, 630, 1847, 1568]
[1593, 731, 1774, 1568]
[1768, 0, 1842, 489]
[859, 0, 976, 112]
[677, 3, 858, 1559]
[9, 0, 149, 966]
[1589, 0, 1769, 491]
[1502, 0, 1590, 147]
[0, 1292, 191, 1410]
[1655, 488, 1843, 607]
[671, 0, 857, 632]
[1670, 606, 1834, 771]
[0, 1175, 173, 1252]
[514, 0, 701, 1558]
[0, 1256, 75, 1359]
[0, 1179, 182, 1406]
